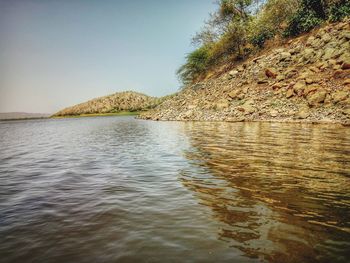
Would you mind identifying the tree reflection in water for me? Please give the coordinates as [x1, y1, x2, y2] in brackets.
[179, 121, 350, 262]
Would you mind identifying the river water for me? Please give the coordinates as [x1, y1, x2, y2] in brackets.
[0, 116, 349, 262]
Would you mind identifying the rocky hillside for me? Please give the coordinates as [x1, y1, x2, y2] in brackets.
[54, 91, 161, 116]
[140, 20, 350, 125]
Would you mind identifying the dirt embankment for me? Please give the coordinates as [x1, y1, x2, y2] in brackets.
[140, 20, 350, 125]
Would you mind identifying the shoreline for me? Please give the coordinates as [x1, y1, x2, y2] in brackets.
[51, 111, 140, 119]
[139, 116, 348, 126]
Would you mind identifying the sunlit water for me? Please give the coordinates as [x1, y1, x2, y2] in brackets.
[0, 116, 349, 263]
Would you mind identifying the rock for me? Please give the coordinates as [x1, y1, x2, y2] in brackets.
[343, 79, 350, 85]
[296, 107, 310, 119]
[286, 89, 294, 98]
[309, 66, 320, 73]
[307, 89, 327, 106]
[257, 78, 268, 84]
[323, 47, 336, 60]
[293, 81, 306, 96]
[280, 52, 292, 61]
[333, 70, 350, 79]
[322, 33, 332, 44]
[306, 36, 315, 46]
[304, 85, 320, 96]
[332, 90, 349, 103]
[270, 110, 278, 117]
[276, 75, 286, 82]
[272, 83, 282, 90]
[228, 89, 241, 99]
[303, 48, 315, 61]
[265, 68, 278, 79]
[305, 78, 316, 84]
[229, 70, 239, 77]
[343, 108, 350, 116]
[342, 62, 350, 70]
[342, 32, 350, 40]
[238, 100, 256, 115]
[227, 116, 245, 122]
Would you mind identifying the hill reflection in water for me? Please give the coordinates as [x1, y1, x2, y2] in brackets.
[180, 121, 350, 262]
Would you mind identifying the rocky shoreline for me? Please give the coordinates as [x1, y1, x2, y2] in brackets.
[140, 20, 350, 125]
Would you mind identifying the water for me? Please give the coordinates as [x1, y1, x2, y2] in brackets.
[0, 117, 349, 263]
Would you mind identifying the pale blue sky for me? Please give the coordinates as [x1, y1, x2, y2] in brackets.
[0, 0, 216, 113]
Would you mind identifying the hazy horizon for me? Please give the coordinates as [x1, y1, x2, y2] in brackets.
[0, 0, 216, 113]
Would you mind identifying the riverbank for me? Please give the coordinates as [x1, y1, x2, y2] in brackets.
[51, 111, 140, 119]
[140, 20, 350, 125]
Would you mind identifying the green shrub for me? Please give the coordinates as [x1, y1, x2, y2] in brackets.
[250, 30, 274, 48]
[284, 9, 323, 37]
[176, 46, 211, 84]
[328, 0, 350, 22]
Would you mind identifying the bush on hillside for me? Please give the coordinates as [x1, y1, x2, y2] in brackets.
[328, 0, 350, 21]
[177, 0, 350, 85]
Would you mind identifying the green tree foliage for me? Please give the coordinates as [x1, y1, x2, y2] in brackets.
[177, 0, 350, 84]
[176, 46, 211, 84]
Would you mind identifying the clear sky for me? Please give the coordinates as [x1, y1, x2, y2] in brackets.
[0, 0, 216, 113]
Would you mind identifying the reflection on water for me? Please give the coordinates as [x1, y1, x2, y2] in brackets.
[0, 117, 349, 262]
[181, 122, 350, 262]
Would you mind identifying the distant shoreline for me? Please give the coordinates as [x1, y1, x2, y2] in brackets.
[51, 111, 140, 119]
[0, 117, 50, 122]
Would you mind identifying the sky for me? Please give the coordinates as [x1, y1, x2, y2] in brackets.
[0, 0, 216, 113]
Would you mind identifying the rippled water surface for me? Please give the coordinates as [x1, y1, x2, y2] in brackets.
[0, 117, 349, 262]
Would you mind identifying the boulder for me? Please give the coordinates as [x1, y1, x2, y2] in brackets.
[307, 89, 327, 106]
[280, 52, 292, 61]
[265, 68, 278, 79]
[228, 89, 241, 99]
[229, 70, 239, 78]
[296, 106, 310, 119]
[332, 90, 349, 103]
[286, 89, 294, 98]
[238, 100, 255, 115]
[304, 85, 320, 96]
[322, 33, 332, 44]
[293, 81, 306, 96]
[342, 62, 350, 70]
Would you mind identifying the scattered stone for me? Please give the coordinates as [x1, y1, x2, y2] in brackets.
[272, 83, 282, 90]
[280, 52, 292, 61]
[304, 85, 320, 96]
[228, 89, 241, 99]
[286, 89, 294, 98]
[238, 100, 256, 115]
[307, 89, 327, 106]
[257, 78, 268, 84]
[229, 70, 239, 78]
[305, 78, 315, 84]
[293, 81, 306, 96]
[332, 90, 349, 103]
[342, 62, 350, 70]
[296, 106, 310, 119]
[265, 68, 278, 79]
[270, 110, 278, 117]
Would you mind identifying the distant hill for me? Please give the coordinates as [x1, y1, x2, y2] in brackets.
[53, 91, 163, 117]
[0, 112, 50, 120]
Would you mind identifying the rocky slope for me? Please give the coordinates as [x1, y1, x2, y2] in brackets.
[54, 91, 161, 116]
[140, 20, 350, 125]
